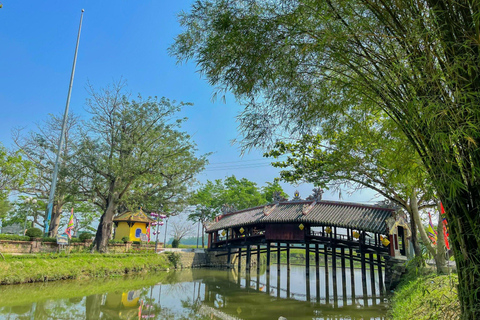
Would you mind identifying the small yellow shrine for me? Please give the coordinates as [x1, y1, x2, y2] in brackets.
[113, 208, 154, 242]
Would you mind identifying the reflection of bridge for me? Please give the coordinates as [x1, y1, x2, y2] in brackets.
[196, 269, 388, 320]
[206, 191, 412, 296]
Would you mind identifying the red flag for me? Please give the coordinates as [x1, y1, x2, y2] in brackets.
[65, 208, 74, 239]
[440, 203, 450, 250]
[146, 224, 151, 243]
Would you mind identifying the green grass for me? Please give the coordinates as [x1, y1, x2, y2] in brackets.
[389, 269, 460, 320]
[0, 252, 177, 285]
[0, 272, 177, 307]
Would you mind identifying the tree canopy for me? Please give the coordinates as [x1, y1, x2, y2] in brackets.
[74, 82, 208, 252]
[172, 1, 480, 316]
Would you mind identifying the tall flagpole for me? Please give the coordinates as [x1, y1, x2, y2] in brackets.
[45, 9, 85, 236]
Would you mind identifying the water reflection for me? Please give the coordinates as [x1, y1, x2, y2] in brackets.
[0, 265, 387, 320]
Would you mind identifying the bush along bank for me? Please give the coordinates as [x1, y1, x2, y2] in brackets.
[0, 252, 181, 285]
[388, 268, 460, 320]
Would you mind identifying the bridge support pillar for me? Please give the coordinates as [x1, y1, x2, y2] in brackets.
[266, 242, 271, 274]
[277, 242, 281, 273]
[332, 245, 338, 306]
[315, 243, 320, 281]
[286, 243, 290, 271]
[369, 253, 376, 297]
[361, 246, 368, 304]
[238, 247, 242, 273]
[257, 245, 261, 273]
[350, 247, 355, 300]
[377, 253, 384, 295]
[324, 245, 330, 304]
[227, 247, 231, 266]
[341, 247, 347, 304]
[246, 245, 251, 273]
[305, 243, 310, 278]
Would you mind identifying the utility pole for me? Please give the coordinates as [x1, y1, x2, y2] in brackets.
[45, 9, 84, 236]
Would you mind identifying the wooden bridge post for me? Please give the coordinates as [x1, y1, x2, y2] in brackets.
[305, 243, 310, 278]
[266, 242, 271, 274]
[350, 247, 355, 300]
[246, 245, 251, 273]
[277, 242, 281, 273]
[257, 245, 261, 273]
[369, 253, 376, 297]
[238, 247, 242, 273]
[325, 245, 330, 304]
[377, 252, 384, 295]
[360, 243, 368, 301]
[341, 247, 347, 304]
[286, 243, 290, 271]
[315, 243, 320, 281]
[227, 247, 231, 266]
[332, 244, 338, 305]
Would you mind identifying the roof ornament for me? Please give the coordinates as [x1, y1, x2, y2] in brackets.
[263, 204, 276, 216]
[273, 191, 287, 204]
[291, 190, 302, 202]
[375, 199, 400, 210]
[221, 204, 236, 215]
[302, 202, 316, 215]
[306, 188, 324, 201]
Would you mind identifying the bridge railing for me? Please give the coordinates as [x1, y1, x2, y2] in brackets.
[310, 230, 380, 247]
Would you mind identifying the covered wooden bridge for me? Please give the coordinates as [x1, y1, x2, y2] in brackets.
[205, 190, 411, 295]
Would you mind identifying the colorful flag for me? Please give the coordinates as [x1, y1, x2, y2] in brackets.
[146, 224, 151, 243]
[440, 203, 450, 250]
[427, 212, 437, 245]
[65, 208, 74, 239]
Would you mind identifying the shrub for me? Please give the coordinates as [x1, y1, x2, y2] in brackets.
[79, 233, 93, 241]
[0, 234, 30, 241]
[171, 238, 180, 248]
[42, 237, 57, 243]
[70, 237, 82, 243]
[165, 252, 181, 268]
[121, 236, 129, 243]
[25, 228, 43, 238]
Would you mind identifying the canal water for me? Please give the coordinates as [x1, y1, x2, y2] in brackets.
[0, 265, 387, 319]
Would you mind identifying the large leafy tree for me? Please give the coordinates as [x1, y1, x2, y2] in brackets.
[12, 114, 81, 236]
[265, 109, 447, 270]
[188, 175, 287, 247]
[172, 1, 480, 316]
[74, 82, 208, 252]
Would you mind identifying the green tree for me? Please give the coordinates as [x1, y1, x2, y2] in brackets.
[188, 176, 287, 247]
[265, 110, 446, 270]
[0, 143, 32, 218]
[74, 82, 208, 252]
[172, 1, 480, 316]
[12, 113, 81, 236]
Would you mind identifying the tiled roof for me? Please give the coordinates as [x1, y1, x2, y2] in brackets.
[113, 209, 155, 224]
[206, 200, 394, 234]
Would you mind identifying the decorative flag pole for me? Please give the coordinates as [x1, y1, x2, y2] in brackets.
[45, 9, 84, 236]
[150, 209, 166, 253]
[65, 208, 74, 239]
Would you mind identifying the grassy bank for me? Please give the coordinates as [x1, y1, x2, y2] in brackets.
[0, 252, 178, 285]
[389, 269, 460, 320]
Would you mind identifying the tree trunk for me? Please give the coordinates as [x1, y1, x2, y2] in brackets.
[93, 201, 117, 252]
[409, 191, 437, 258]
[408, 209, 423, 263]
[48, 203, 63, 237]
[202, 224, 205, 248]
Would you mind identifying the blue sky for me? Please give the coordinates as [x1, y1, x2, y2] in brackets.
[0, 0, 378, 204]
